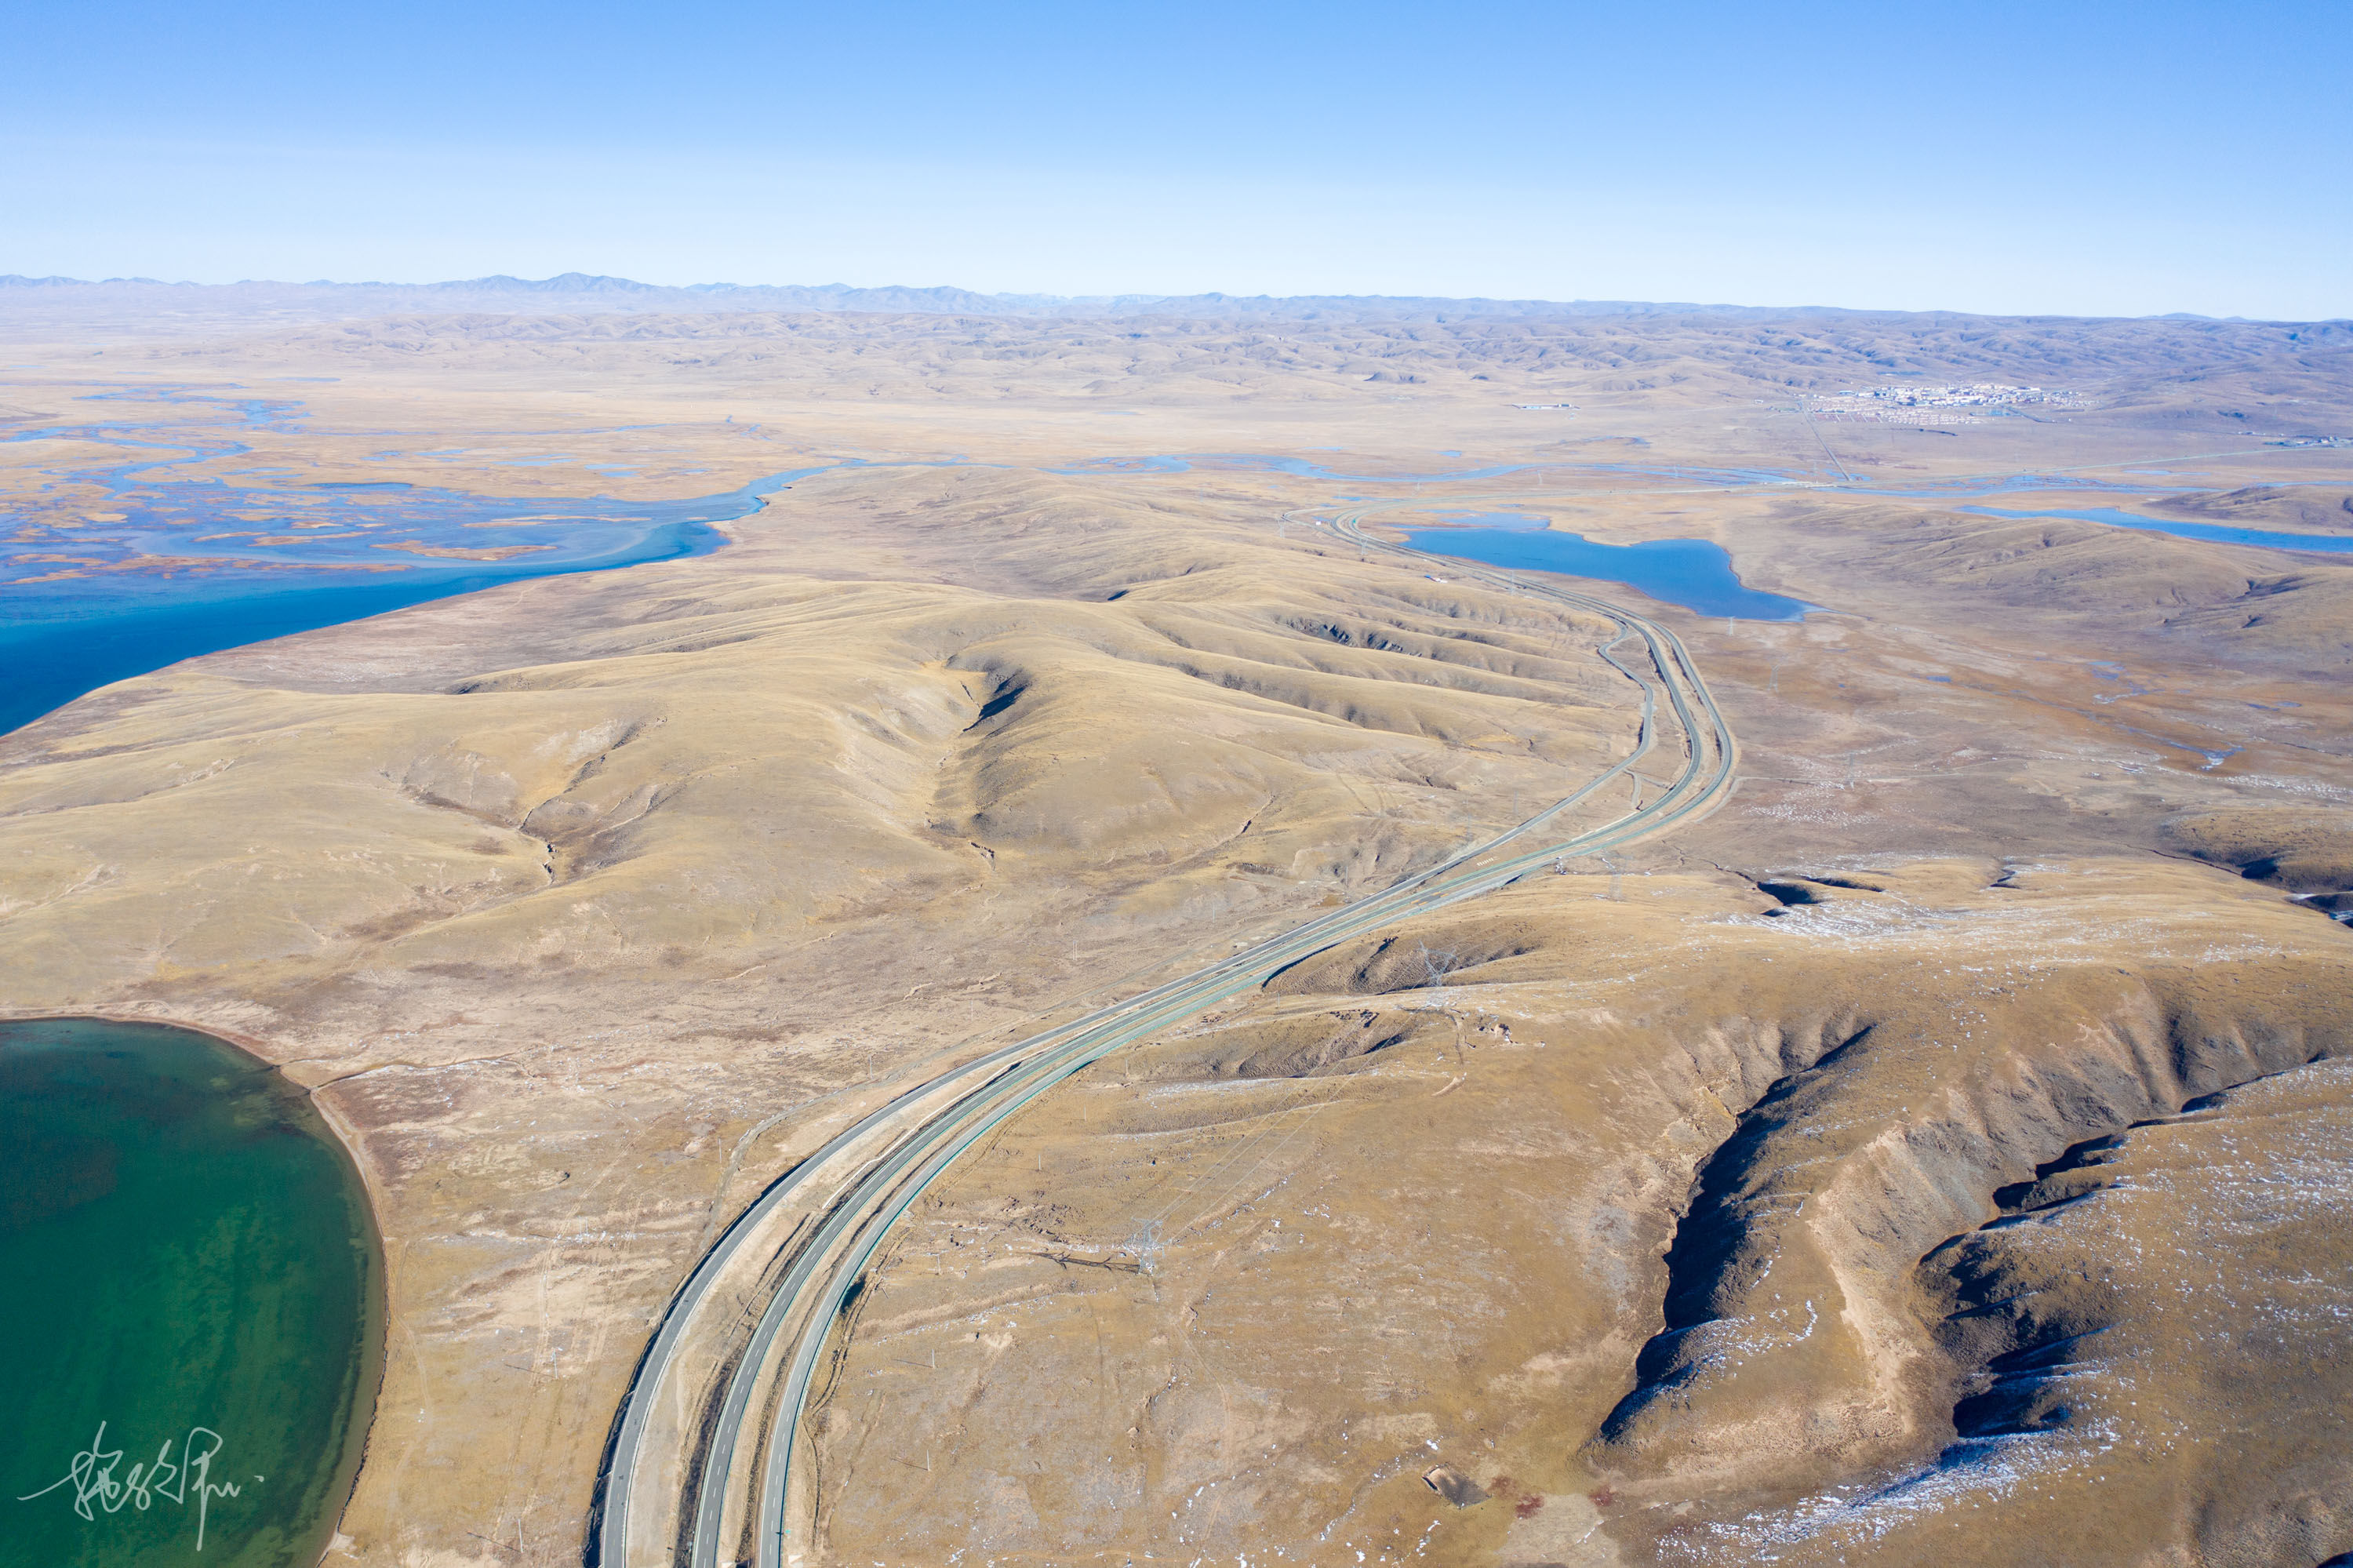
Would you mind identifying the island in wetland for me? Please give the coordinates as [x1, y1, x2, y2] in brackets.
[2, 275, 2350, 1567]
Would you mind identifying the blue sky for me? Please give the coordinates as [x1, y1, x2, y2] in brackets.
[5, 0, 2348, 318]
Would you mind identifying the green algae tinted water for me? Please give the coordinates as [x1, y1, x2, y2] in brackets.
[0, 1019, 383, 1566]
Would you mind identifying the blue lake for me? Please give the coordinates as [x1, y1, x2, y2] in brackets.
[10, 391, 2339, 738]
[1398, 511, 1817, 620]
[1958, 505, 2353, 555]
[0, 478, 811, 739]
[0, 383, 863, 736]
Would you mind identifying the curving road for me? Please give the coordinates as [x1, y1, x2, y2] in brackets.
[588, 493, 1740, 1568]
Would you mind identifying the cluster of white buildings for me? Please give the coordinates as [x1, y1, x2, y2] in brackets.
[1822, 383, 2086, 410]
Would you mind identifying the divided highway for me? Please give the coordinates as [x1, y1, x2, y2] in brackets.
[588, 495, 1740, 1568]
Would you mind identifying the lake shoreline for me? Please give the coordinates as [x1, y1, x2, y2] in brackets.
[0, 1010, 389, 1568]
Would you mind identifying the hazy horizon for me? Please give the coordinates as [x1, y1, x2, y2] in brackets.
[7, 269, 2344, 325]
[5, 0, 2348, 322]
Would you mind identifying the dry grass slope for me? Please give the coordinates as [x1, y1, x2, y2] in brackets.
[2, 296, 2349, 1568]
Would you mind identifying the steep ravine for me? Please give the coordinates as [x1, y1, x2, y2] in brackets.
[804, 856, 2353, 1567]
[1658, 1053, 2353, 1566]
[1591, 976, 2340, 1493]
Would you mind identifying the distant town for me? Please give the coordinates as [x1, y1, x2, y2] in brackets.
[1807, 382, 2089, 424]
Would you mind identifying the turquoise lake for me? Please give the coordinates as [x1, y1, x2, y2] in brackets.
[0, 1019, 383, 1567]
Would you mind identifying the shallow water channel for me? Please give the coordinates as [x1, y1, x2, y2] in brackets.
[1958, 504, 2353, 554]
[0, 1018, 383, 1567]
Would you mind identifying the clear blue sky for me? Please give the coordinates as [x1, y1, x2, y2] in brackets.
[5, 0, 2348, 318]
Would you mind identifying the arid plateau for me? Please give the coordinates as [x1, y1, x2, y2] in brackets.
[2, 282, 2351, 1568]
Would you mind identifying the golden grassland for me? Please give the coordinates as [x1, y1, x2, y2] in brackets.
[2, 297, 2350, 1566]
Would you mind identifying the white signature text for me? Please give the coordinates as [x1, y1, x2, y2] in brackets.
[16, 1421, 260, 1552]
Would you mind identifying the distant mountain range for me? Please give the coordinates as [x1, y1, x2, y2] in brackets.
[0, 272, 2288, 325]
[0, 271, 1889, 322]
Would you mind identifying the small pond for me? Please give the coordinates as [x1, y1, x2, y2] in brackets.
[1396, 511, 1817, 620]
